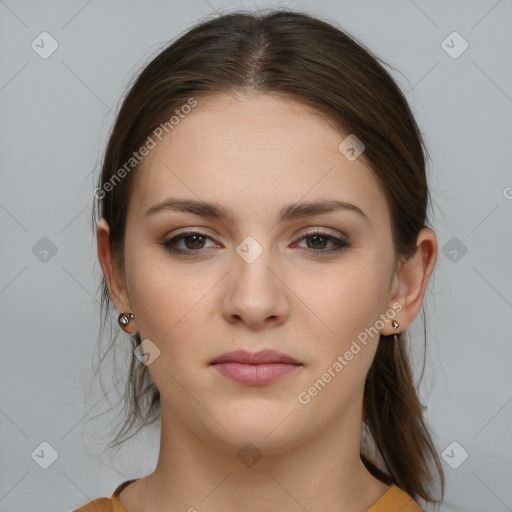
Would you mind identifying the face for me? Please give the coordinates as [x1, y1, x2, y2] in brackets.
[109, 92, 403, 455]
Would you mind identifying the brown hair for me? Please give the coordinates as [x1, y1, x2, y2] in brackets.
[91, 8, 444, 505]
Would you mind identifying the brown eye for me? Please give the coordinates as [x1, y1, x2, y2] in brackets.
[305, 234, 329, 250]
[163, 231, 216, 255]
[294, 231, 348, 255]
[162, 229, 349, 257]
[182, 233, 207, 250]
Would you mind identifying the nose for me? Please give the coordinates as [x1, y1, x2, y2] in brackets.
[222, 243, 290, 330]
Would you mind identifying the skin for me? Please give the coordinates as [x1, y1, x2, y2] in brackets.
[97, 92, 437, 512]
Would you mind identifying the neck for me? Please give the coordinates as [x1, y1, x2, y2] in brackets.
[139, 401, 389, 512]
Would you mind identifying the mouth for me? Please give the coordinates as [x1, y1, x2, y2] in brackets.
[210, 349, 302, 385]
[210, 348, 301, 365]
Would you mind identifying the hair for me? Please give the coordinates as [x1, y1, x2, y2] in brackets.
[90, 8, 444, 505]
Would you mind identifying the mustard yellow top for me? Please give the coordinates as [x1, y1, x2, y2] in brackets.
[74, 479, 423, 511]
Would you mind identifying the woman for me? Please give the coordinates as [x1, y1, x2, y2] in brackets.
[76, 8, 444, 511]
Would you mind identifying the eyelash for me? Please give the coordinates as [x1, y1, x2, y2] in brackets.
[162, 229, 349, 257]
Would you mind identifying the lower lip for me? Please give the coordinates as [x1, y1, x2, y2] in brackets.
[211, 362, 301, 385]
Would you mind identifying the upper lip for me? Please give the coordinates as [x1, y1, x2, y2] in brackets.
[210, 349, 301, 365]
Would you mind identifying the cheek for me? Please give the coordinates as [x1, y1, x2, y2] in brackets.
[294, 261, 389, 387]
[124, 244, 211, 349]
[298, 263, 385, 340]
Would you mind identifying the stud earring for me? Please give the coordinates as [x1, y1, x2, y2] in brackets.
[391, 320, 400, 330]
[118, 312, 134, 328]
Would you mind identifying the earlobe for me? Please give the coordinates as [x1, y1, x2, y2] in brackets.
[383, 227, 438, 336]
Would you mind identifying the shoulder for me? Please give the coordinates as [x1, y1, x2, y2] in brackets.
[367, 483, 423, 512]
[73, 497, 114, 512]
[73, 478, 138, 512]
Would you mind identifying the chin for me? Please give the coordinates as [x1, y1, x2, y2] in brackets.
[205, 406, 306, 453]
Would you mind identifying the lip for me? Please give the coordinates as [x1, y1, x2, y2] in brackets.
[210, 349, 301, 365]
[210, 349, 302, 385]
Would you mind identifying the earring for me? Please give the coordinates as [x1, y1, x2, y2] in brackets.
[118, 312, 134, 328]
[391, 320, 400, 330]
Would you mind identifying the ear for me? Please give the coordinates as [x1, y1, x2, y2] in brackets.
[96, 218, 138, 334]
[382, 227, 438, 335]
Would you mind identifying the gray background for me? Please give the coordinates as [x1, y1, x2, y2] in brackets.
[1, 1, 511, 511]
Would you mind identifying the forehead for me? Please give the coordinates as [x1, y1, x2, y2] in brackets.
[129, 92, 388, 226]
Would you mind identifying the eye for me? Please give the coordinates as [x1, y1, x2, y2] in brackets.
[293, 230, 349, 255]
[162, 230, 217, 255]
[161, 229, 349, 257]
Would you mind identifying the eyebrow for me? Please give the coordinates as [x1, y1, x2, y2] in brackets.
[144, 197, 369, 223]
